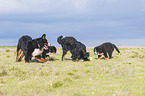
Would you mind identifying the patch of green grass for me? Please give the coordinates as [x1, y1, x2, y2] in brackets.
[5, 49, 10, 52]
[64, 77, 73, 82]
[84, 63, 94, 67]
[67, 72, 74, 76]
[130, 55, 138, 58]
[139, 55, 145, 58]
[39, 71, 49, 76]
[0, 69, 8, 77]
[73, 93, 83, 96]
[0, 47, 145, 96]
[85, 69, 91, 73]
[52, 81, 63, 88]
[6, 55, 10, 58]
[73, 74, 81, 79]
[72, 69, 77, 72]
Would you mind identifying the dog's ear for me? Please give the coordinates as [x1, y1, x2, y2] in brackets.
[94, 47, 97, 51]
[42, 34, 46, 39]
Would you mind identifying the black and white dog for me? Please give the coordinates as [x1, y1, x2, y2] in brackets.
[94, 42, 120, 60]
[41, 46, 57, 60]
[16, 34, 48, 63]
[57, 35, 89, 61]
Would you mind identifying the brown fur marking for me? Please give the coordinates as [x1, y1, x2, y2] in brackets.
[16, 49, 22, 62]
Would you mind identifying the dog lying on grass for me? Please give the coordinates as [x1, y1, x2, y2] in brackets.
[41, 46, 57, 60]
[94, 42, 120, 60]
[16, 34, 48, 63]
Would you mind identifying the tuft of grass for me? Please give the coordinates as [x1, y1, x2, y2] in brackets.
[85, 70, 91, 74]
[5, 49, 10, 52]
[139, 55, 145, 58]
[52, 81, 63, 88]
[55, 71, 60, 76]
[0, 69, 8, 77]
[84, 63, 94, 67]
[6, 55, 10, 58]
[14, 70, 27, 77]
[72, 69, 77, 72]
[73, 74, 81, 79]
[67, 72, 74, 76]
[130, 55, 138, 58]
[64, 77, 73, 82]
[9, 66, 19, 71]
[39, 71, 49, 76]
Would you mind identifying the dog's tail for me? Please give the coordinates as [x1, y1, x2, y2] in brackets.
[113, 44, 120, 55]
[57, 35, 63, 44]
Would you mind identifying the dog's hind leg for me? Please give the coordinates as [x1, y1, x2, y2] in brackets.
[108, 50, 113, 59]
[19, 52, 24, 61]
[62, 54, 66, 61]
[62, 51, 68, 61]
[16, 49, 22, 62]
[104, 52, 109, 60]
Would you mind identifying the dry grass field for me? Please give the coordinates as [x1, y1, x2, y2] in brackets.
[0, 46, 145, 96]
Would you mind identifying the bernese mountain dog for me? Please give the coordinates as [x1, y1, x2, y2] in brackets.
[41, 46, 57, 60]
[16, 34, 48, 63]
[94, 42, 120, 60]
[57, 35, 89, 61]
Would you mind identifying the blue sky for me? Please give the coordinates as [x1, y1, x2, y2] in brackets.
[0, 0, 145, 46]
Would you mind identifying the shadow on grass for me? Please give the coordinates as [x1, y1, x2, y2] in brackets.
[94, 57, 114, 60]
[65, 58, 72, 61]
[30, 58, 60, 63]
[30, 59, 44, 63]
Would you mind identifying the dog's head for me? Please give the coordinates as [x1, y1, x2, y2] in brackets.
[94, 47, 103, 55]
[84, 52, 89, 58]
[83, 52, 90, 61]
[77, 51, 89, 61]
[50, 46, 57, 54]
[45, 46, 57, 54]
[36, 34, 48, 50]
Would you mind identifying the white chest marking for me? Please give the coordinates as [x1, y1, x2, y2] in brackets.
[32, 49, 42, 56]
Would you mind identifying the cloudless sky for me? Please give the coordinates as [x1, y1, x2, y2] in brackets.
[0, 0, 145, 47]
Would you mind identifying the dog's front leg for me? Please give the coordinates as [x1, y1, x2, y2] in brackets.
[104, 52, 109, 60]
[35, 57, 46, 62]
[98, 55, 102, 60]
[25, 55, 30, 63]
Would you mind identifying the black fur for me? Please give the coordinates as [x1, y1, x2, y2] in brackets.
[57, 35, 89, 61]
[42, 46, 57, 59]
[94, 42, 120, 59]
[16, 34, 48, 63]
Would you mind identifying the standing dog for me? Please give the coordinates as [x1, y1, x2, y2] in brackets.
[16, 34, 48, 63]
[57, 36, 89, 61]
[94, 42, 120, 60]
